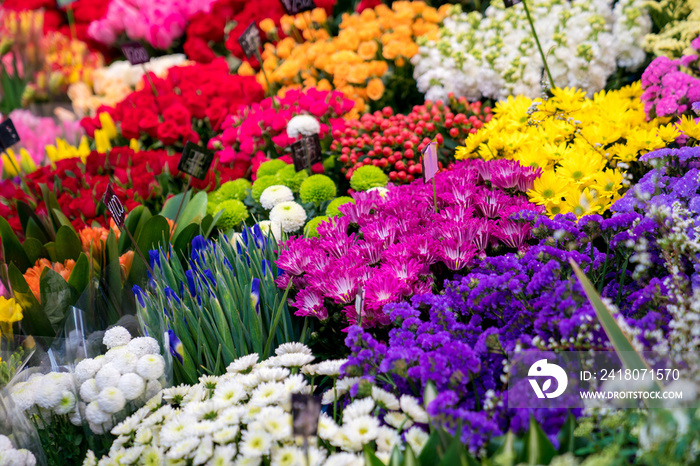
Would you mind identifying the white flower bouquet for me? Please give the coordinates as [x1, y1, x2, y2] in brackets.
[0, 391, 44, 466]
[412, 0, 651, 101]
[87, 343, 430, 466]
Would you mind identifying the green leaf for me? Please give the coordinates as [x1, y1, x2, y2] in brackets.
[128, 215, 170, 286]
[437, 428, 478, 466]
[22, 238, 44, 265]
[39, 268, 77, 331]
[25, 218, 49, 244]
[160, 190, 192, 220]
[363, 445, 386, 466]
[402, 445, 418, 466]
[52, 208, 76, 232]
[118, 206, 151, 254]
[491, 431, 520, 466]
[8, 263, 53, 336]
[0, 216, 31, 271]
[523, 416, 556, 465]
[172, 191, 207, 239]
[67, 253, 90, 295]
[172, 223, 199, 260]
[418, 430, 441, 465]
[424, 381, 438, 411]
[558, 413, 577, 455]
[55, 225, 82, 263]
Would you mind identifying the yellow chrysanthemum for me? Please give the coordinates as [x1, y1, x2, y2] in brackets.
[678, 115, 700, 140]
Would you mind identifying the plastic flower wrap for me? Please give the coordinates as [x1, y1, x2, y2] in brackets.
[455, 85, 679, 217]
[134, 229, 307, 385]
[88, 342, 429, 465]
[0, 393, 44, 466]
[277, 158, 542, 328]
[412, 0, 650, 101]
[643, 0, 700, 58]
[68, 54, 189, 117]
[257, 2, 446, 118]
[332, 99, 493, 185]
[641, 37, 700, 119]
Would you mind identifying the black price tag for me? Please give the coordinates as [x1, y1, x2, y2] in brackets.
[0, 119, 20, 150]
[291, 394, 322, 437]
[102, 184, 127, 227]
[280, 0, 316, 15]
[238, 22, 262, 58]
[503, 0, 522, 7]
[290, 134, 322, 171]
[177, 142, 214, 180]
[121, 42, 150, 65]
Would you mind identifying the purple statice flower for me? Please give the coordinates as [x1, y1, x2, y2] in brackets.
[277, 158, 544, 328]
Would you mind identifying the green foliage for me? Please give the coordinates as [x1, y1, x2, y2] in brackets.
[350, 165, 388, 192]
[299, 174, 337, 205]
[0, 346, 26, 387]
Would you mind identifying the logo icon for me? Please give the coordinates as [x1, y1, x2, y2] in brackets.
[528, 359, 568, 398]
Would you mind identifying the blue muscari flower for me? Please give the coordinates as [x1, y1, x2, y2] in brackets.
[149, 250, 161, 272]
[251, 278, 261, 314]
[252, 224, 264, 248]
[168, 328, 184, 364]
[133, 285, 146, 307]
[163, 306, 172, 320]
[204, 269, 216, 286]
[224, 257, 233, 271]
[164, 286, 180, 304]
[277, 267, 284, 278]
[191, 235, 208, 263]
[236, 241, 243, 255]
[185, 270, 197, 296]
[262, 259, 271, 278]
[241, 228, 250, 246]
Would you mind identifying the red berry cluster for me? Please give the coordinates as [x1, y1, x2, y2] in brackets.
[331, 96, 493, 184]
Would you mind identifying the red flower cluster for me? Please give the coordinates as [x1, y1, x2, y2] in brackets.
[81, 58, 264, 150]
[332, 97, 493, 184]
[2, 0, 110, 53]
[184, 0, 335, 65]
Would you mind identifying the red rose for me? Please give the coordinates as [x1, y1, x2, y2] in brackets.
[157, 120, 182, 146]
[69, 195, 97, 218]
[182, 91, 209, 119]
[163, 103, 192, 127]
[187, 13, 225, 42]
[120, 111, 141, 140]
[356, 0, 381, 12]
[181, 128, 201, 145]
[206, 103, 228, 132]
[138, 111, 161, 138]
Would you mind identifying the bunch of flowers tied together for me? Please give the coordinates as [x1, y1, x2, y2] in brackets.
[213, 88, 354, 167]
[412, 0, 650, 101]
[88, 343, 432, 466]
[257, 1, 445, 118]
[456, 85, 679, 217]
[80, 59, 264, 155]
[341, 144, 700, 453]
[277, 158, 542, 328]
[641, 36, 700, 119]
[332, 98, 492, 185]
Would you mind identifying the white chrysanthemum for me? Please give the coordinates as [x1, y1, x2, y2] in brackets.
[44, 372, 75, 390]
[0, 435, 12, 450]
[144, 379, 162, 400]
[162, 384, 191, 404]
[239, 429, 272, 458]
[103, 326, 132, 349]
[255, 367, 290, 383]
[213, 380, 246, 405]
[85, 401, 110, 425]
[97, 387, 126, 414]
[259, 185, 294, 210]
[120, 446, 146, 464]
[139, 446, 165, 465]
[250, 382, 286, 407]
[75, 358, 102, 383]
[271, 445, 305, 466]
[35, 379, 63, 409]
[160, 414, 195, 447]
[371, 386, 399, 411]
[400, 395, 428, 423]
[110, 349, 138, 375]
[375, 426, 401, 453]
[118, 373, 146, 401]
[342, 398, 374, 421]
[258, 407, 291, 441]
[212, 425, 240, 444]
[276, 353, 315, 368]
[286, 115, 321, 138]
[314, 359, 346, 377]
[325, 453, 363, 466]
[199, 375, 219, 391]
[366, 186, 389, 197]
[55, 390, 77, 415]
[258, 220, 282, 244]
[269, 201, 307, 233]
[126, 337, 160, 358]
[10, 381, 36, 411]
[211, 445, 237, 464]
[1, 448, 37, 466]
[242, 403, 263, 424]
[283, 374, 307, 394]
[227, 354, 259, 373]
[95, 363, 121, 390]
[135, 427, 153, 445]
[239, 373, 261, 391]
[111, 416, 141, 436]
[318, 412, 339, 440]
[166, 437, 200, 460]
[70, 406, 83, 426]
[80, 378, 100, 403]
[343, 415, 379, 444]
[405, 427, 430, 455]
[275, 342, 312, 356]
[219, 406, 246, 425]
[384, 411, 413, 430]
[192, 435, 214, 465]
[136, 354, 165, 380]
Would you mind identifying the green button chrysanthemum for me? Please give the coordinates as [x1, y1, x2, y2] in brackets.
[299, 174, 336, 205]
[256, 159, 289, 178]
[217, 199, 249, 230]
[325, 196, 355, 217]
[350, 165, 388, 192]
[304, 215, 330, 238]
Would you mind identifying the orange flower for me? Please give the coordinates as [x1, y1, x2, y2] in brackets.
[119, 251, 134, 279]
[238, 61, 255, 76]
[311, 8, 327, 24]
[259, 19, 276, 34]
[357, 41, 378, 61]
[347, 64, 370, 84]
[24, 259, 76, 303]
[367, 78, 385, 101]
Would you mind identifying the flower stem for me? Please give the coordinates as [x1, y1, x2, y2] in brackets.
[522, 0, 555, 89]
